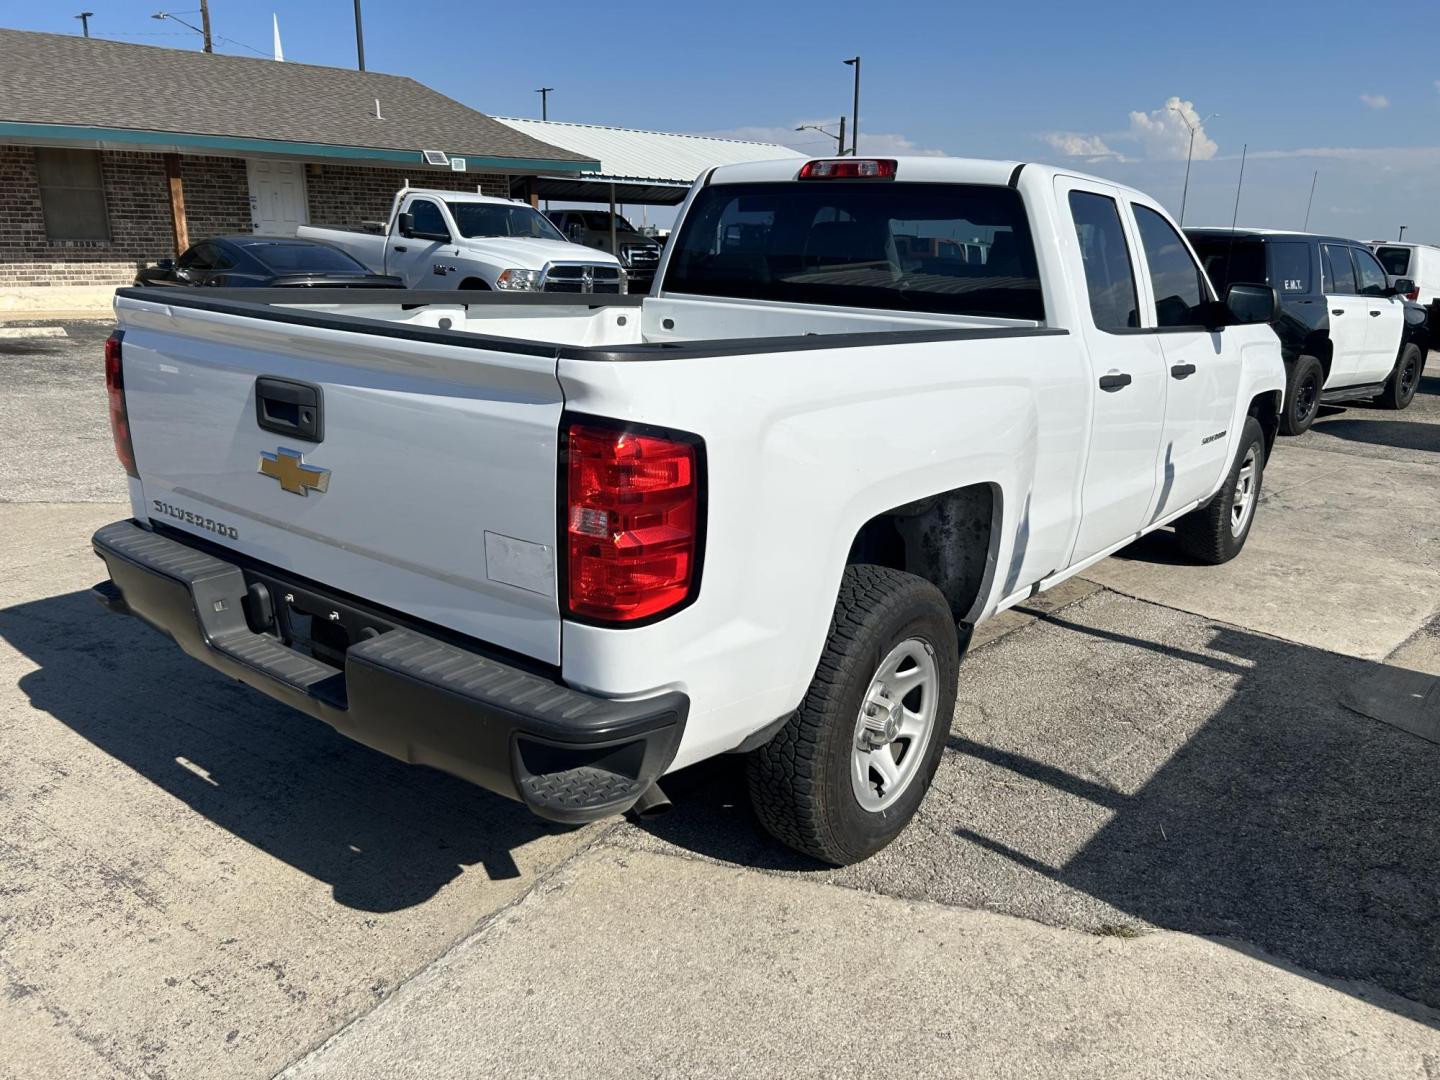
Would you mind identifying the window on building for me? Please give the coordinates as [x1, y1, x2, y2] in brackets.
[35, 148, 110, 242]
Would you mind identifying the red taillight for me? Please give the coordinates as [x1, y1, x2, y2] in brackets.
[798, 158, 897, 180]
[104, 331, 138, 478]
[1406, 288, 1419, 301]
[564, 419, 702, 624]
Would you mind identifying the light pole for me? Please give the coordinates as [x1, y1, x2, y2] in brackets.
[796, 119, 846, 156]
[152, 4, 213, 53]
[75, 11, 93, 36]
[843, 56, 860, 155]
[536, 87, 554, 121]
[1398, 225, 1408, 242]
[1168, 105, 1217, 226]
[353, 0, 365, 70]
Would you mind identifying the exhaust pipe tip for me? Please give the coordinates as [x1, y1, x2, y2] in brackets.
[628, 784, 672, 819]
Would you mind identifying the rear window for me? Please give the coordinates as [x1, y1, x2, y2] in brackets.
[245, 242, 366, 274]
[1267, 242, 1312, 294]
[1375, 246, 1411, 276]
[1189, 237, 1265, 294]
[664, 181, 1044, 321]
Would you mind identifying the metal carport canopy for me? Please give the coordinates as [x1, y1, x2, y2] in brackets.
[494, 117, 805, 205]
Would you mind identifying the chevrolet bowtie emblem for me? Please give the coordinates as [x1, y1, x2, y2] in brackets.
[258, 448, 331, 496]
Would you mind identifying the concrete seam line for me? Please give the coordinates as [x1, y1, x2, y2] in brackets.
[271, 818, 625, 1079]
[1080, 582, 1332, 655]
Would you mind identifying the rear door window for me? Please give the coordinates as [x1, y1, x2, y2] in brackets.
[664, 181, 1044, 320]
[1374, 246, 1410, 276]
[1321, 244, 1357, 294]
[1267, 242, 1312, 294]
[1068, 191, 1139, 331]
[1132, 205, 1210, 327]
[1352, 247, 1389, 297]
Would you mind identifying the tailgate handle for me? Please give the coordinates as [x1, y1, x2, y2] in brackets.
[255, 376, 323, 443]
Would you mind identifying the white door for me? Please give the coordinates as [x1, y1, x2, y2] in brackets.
[247, 159, 307, 236]
[1126, 199, 1242, 518]
[388, 196, 453, 287]
[1319, 243, 1370, 388]
[1057, 177, 1169, 565]
[1351, 245, 1406, 383]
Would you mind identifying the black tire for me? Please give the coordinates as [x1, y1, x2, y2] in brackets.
[1173, 414, 1266, 565]
[1376, 343, 1422, 411]
[747, 565, 959, 866]
[1279, 355, 1324, 435]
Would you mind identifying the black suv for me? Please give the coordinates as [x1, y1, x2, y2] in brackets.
[1187, 229, 1428, 434]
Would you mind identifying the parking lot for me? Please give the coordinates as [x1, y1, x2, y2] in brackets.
[2, 322, 1438, 1078]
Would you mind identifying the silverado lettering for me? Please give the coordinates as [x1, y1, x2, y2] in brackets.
[151, 499, 238, 540]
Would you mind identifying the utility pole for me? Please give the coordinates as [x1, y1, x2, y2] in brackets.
[795, 119, 846, 156]
[1168, 105, 1217, 226]
[536, 87, 554, 121]
[353, 0, 366, 70]
[75, 11, 93, 36]
[199, 0, 212, 53]
[843, 56, 860, 155]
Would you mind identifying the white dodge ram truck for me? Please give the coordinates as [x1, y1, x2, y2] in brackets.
[95, 157, 1284, 864]
[298, 187, 627, 294]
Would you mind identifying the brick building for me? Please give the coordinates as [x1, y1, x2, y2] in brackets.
[0, 29, 595, 309]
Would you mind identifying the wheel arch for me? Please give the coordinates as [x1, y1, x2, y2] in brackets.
[1247, 389, 1282, 457]
[845, 482, 1002, 627]
[458, 276, 491, 290]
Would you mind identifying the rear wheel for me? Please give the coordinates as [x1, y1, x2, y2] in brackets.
[747, 565, 959, 866]
[1376, 343, 1422, 411]
[1174, 415, 1266, 565]
[1279, 355, 1323, 435]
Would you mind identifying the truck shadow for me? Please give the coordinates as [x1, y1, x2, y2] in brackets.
[0, 589, 571, 913]
[1307, 417, 1440, 454]
[636, 610, 1440, 1024]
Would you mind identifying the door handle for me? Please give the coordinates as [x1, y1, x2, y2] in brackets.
[1098, 373, 1132, 392]
[1369, 310, 1381, 317]
[393, 245, 408, 253]
[1331, 309, 1344, 316]
[1170, 363, 1197, 380]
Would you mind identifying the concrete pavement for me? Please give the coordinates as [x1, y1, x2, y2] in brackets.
[2, 329, 1438, 1078]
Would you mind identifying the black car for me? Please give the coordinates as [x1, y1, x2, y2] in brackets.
[1187, 229, 1427, 434]
[136, 236, 402, 289]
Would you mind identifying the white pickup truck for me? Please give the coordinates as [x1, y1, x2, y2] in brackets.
[298, 187, 627, 294]
[95, 156, 1284, 864]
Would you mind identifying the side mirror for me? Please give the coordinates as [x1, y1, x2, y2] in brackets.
[1224, 282, 1277, 325]
[568, 222, 586, 242]
[1391, 277, 1416, 298]
[397, 211, 415, 238]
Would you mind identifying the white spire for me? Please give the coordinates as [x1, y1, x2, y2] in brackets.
[272, 14, 284, 62]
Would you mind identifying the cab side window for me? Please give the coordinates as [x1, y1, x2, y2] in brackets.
[1132, 205, 1209, 327]
[408, 199, 448, 238]
[1068, 191, 1139, 332]
[1351, 247, 1389, 297]
[1321, 244, 1357, 295]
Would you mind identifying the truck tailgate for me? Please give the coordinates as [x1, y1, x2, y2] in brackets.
[116, 297, 564, 664]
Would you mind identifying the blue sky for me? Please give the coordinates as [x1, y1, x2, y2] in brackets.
[12, 0, 1440, 240]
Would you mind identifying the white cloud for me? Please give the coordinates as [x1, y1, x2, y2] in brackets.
[1036, 96, 1216, 164]
[697, 123, 946, 157]
[1042, 132, 1122, 161]
[1360, 93, 1390, 109]
[1127, 97, 1217, 161]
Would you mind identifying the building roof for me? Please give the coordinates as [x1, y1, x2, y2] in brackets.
[493, 117, 805, 203]
[0, 29, 595, 173]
